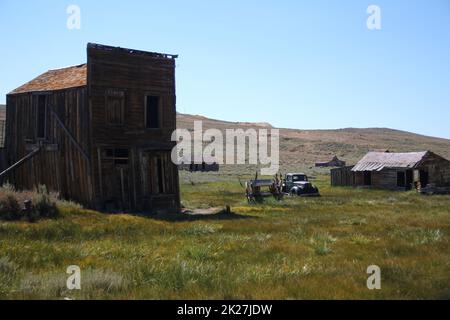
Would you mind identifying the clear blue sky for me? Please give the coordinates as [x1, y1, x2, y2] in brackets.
[1, 0, 449, 138]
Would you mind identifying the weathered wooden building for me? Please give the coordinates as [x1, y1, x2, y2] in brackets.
[315, 155, 346, 168]
[3, 43, 180, 212]
[178, 156, 219, 172]
[331, 151, 450, 190]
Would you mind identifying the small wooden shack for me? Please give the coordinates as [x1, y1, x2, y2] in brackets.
[331, 151, 450, 190]
[3, 43, 180, 212]
[178, 156, 219, 172]
[315, 155, 346, 167]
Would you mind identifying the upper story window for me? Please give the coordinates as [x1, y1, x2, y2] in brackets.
[145, 95, 161, 129]
[36, 95, 47, 139]
[105, 89, 125, 126]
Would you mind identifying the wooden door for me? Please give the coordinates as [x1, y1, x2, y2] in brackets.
[100, 148, 131, 211]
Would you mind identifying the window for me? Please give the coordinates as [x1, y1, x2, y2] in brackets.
[292, 174, 306, 182]
[145, 96, 160, 128]
[37, 95, 47, 138]
[105, 90, 125, 125]
[103, 148, 129, 166]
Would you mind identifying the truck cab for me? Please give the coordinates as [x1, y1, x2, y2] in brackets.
[282, 173, 320, 196]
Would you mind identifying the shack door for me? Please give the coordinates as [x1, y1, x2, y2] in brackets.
[99, 148, 131, 211]
[419, 170, 429, 188]
[141, 152, 175, 195]
[363, 171, 372, 186]
[141, 151, 177, 210]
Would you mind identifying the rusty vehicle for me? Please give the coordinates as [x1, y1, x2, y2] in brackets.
[245, 174, 283, 202]
[281, 173, 320, 197]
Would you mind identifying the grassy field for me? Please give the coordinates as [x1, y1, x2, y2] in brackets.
[0, 172, 449, 299]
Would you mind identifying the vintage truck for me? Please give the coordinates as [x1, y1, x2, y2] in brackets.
[281, 173, 320, 196]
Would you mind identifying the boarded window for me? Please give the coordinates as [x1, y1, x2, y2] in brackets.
[145, 96, 160, 128]
[37, 95, 47, 138]
[105, 90, 125, 125]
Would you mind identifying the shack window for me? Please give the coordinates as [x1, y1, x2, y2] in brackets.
[37, 95, 47, 138]
[145, 96, 160, 128]
[105, 90, 125, 125]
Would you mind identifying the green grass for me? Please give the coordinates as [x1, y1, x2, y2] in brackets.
[0, 173, 449, 299]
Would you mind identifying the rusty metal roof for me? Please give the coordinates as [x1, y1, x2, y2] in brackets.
[9, 64, 87, 94]
[352, 151, 429, 171]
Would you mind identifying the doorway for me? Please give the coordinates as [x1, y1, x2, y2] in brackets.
[419, 170, 429, 188]
[99, 148, 131, 211]
[363, 171, 372, 186]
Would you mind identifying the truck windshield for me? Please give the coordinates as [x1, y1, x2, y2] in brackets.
[292, 175, 306, 182]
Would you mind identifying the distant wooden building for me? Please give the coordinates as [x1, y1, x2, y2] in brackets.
[315, 155, 346, 168]
[3, 43, 180, 212]
[178, 156, 219, 172]
[331, 151, 450, 190]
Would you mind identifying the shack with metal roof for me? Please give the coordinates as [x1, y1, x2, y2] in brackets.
[330, 150, 450, 190]
[3, 43, 180, 212]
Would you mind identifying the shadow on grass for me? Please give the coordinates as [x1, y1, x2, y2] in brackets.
[132, 209, 256, 222]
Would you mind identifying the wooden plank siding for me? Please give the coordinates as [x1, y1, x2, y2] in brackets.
[4, 43, 180, 213]
[87, 44, 180, 212]
[5, 87, 93, 205]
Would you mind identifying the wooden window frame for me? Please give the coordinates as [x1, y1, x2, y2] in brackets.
[144, 94, 163, 129]
[105, 89, 125, 126]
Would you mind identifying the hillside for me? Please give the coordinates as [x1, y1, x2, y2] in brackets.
[177, 113, 450, 172]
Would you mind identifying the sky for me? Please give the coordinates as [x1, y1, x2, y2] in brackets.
[0, 0, 449, 138]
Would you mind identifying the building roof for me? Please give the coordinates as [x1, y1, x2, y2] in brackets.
[8, 43, 177, 95]
[9, 64, 87, 95]
[352, 151, 429, 172]
[87, 43, 178, 59]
